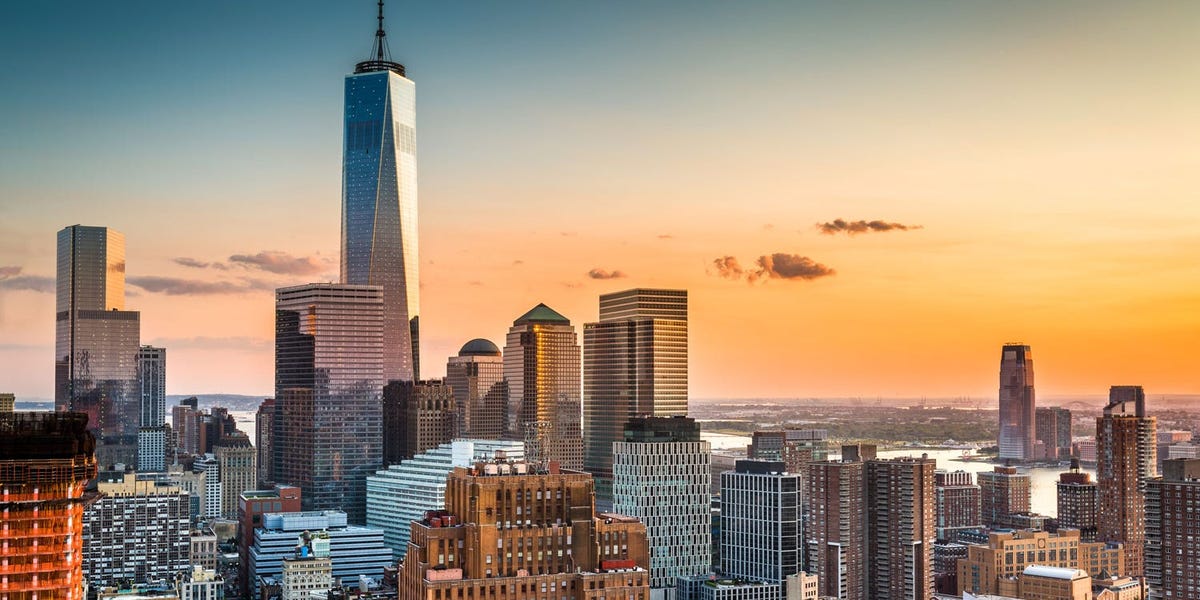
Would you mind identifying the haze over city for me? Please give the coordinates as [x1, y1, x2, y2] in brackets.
[2, 1, 1198, 400]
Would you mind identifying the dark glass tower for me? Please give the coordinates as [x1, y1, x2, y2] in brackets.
[341, 1, 420, 382]
[998, 344, 1035, 461]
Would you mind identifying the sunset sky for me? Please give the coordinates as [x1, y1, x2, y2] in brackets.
[1, 1, 1198, 401]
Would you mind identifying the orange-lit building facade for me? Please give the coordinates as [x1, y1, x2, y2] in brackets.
[0, 412, 97, 600]
[400, 462, 650, 600]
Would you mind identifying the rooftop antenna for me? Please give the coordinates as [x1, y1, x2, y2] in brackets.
[372, 0, 389, 61]
[356, 0, 405, 75]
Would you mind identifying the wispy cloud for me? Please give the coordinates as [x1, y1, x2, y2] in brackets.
[817, 219, 922, 235]
[0, 266, 54, 293]
[587, 268, 627, 280]
[128, 276, 272, 295]
[708, 253, 835, 284]
[228, 251, 328, 275]
[657, 234, 674, 240]
[708, 256, 744, 280]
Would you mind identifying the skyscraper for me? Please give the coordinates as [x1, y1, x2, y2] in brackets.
[55, 225, 141, 467]
[720, 460, 802, 587]
[808, 458, 866, 600]
[583, 289, 687, 501]
[0, 412, 97, 600]
[341, 2, 419, 382]
[138, 345, 166, 427]
[215, 433, 256, 518]
[256, 398, 275, 487]
[1035, 406, 1072, 461]
[998, 344, 1035, 462]
[445, 338, 508, 439]
[978, 465, 1031, 528]
[503, 303, 583, 469]
[865, 456, 936, 600]
[381, 379, 457, 465]
[273, 283, 384, 522]
[1097, 385, 1156, 577]
[82, 472, 191, 587]
[612, 417, 711, 600]
[1146, 458, 1200, 600]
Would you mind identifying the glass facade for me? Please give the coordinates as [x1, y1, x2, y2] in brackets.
[55, 225, 141, 467]
[445, 339, 508, 440]
[341, 67, 419, 382]
[274, 284, 384, 523]
[583, 289, 688, 502]
[998, 344, 1036, 461]
[138, 345, 166, 427]
[502, 304, 582, 469]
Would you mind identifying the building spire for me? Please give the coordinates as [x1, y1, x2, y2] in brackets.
[372, 0, 389, 61]
[356, 0, 405, 76]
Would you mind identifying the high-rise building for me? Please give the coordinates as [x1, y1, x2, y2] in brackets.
[55, 225, 141, 467]
[935, 470, 981, 542]
[256, 398, 275, 487]
[340, 2, 419, 382]
[366, 439, 525, 559]
[138, 345, 166, 427]
[583, 289, 687, 501]
[0, 412, 97, 600]
[1146, 458, 1200, 600]
[398, 461, 651, 600]
[503, 303, 582, 469]
[274, 283, 384, 522]
[865, 456, 936, 600]
[957, 529, 1124, 597]
[215, 433, 256, 518]
[238, 485, 302, 599]
[173, 397, 200, 457]
[998, 344, 1036, 462]
[248, 511, 391, 596]
[0, 392, 15, 412]
[748, 429, 829, 474]
[445, 339, 508, 440]
[1036, 406, 1072, 461]
[82, 472, 191, 587]
[978, 466, 1030, 528]
[808, 459, 866, 600]
[137, 425, 168, 471]
[194, 454, 222, 520]
[381, 379, 457, 465]
[1097, 385, 1156, 578]
[720, 460, 802, 587]
[612, 416, 711, 600]
[1056, 460, 1098, 542]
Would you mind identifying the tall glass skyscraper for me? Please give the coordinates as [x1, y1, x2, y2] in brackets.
[503, 303, 582, 469]
[998, 343, 1035, 461]
[55, 225, 141, 467]
[341, 4, 420, 382]
[274, 283, 385, 523]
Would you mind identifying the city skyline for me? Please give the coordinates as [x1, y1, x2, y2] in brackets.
[3, 2, 1200, 400]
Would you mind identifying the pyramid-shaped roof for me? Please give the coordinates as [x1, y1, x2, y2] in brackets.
[514, 303, 570, 325]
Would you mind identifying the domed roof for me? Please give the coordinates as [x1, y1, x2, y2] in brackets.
[459, 338, 501, 357]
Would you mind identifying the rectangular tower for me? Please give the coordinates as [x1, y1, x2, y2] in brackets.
[138, 345, 166, 427]
[55, 225, 141, 467]
[381, 379, 457, 465]
[273, 284, 384, 522]
[808, 459, 865, 600]
[978, 465, 1031, 528]
[1056, 462, 1098, 542]
[341, 30, 419, 382]
[865, 456, 936, 600]
[720, 460, 802, 587]
[1146, 458, 1200, 599]
[1096, 385, 1156, 577]
[583, 289, 687, 502]
[935, 470, 981, 542]
[445, 339, 508, 440]
[998, 344, 1035, 461]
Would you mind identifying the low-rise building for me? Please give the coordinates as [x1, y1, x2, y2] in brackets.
[1019, 565, 1091, 600]
[247, 510, 390, 595]
[957, 529, 1124, 597]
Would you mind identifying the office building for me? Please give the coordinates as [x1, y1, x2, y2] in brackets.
[341, 3, 420, 382]
[1057, 460, 1098, 542]
[381, 379, 456, 465]
[248, 511, 390, 595]
[808, 459, 865, 600]
[215, 433, 256, 518]
[720, 460, 801, 587]
[1019, 566, 1091, 600]
[256, 398, 275, 487]
[677, 576, 782, 600]
[503, 303, 582, 469]
[0, 392, 14, 412]
[583, 289, 688, 501]
[274, 283, 384, 522]
[138, 425, 169, 471]
[0, 412, 97, 600]
[978, 466, 1030, 528]
[612, 417, 711, 600]
[865, 456, 936, 600]
[445, 338, 508, 440]
[1145, 458, 1200, 600]
[82, 472, 191, 586]
[138, 346, 167, 427]
[398, 461, 650, 600]
[238, 485, 303, 598]
[366, 439, 524, 559]
[957, 529, 1124, 597]
[55, 225, 141, 467]
[1036, 406, 1072, 461]
[1097, 385, 1156, 577]
[935, 470, 981, 542]
[998, 344, 1036, 462]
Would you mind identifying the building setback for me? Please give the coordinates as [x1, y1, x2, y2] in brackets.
[446, 339, 508, 440]
[1145, 458, 1200, 599]
[1096, 385, 1156, 577]
[82, 473, 191, 587]
[998, 344, 1036, 462]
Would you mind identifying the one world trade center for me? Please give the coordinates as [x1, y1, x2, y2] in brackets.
[342, 0, 419, 381]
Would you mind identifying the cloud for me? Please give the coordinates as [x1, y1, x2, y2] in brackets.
[512, 260, 525, 266]
[228, 251, 327, 275]
[174, 257, 210, 268]
[0, 266, 54, 293]
[657, 234, 674, 240]
[748, 253, 836, 283]
[708, 256, 744, 280]
[817, 219, 922, 235]
[128, 276, 273, 295]
[587, 268, 627, 280]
